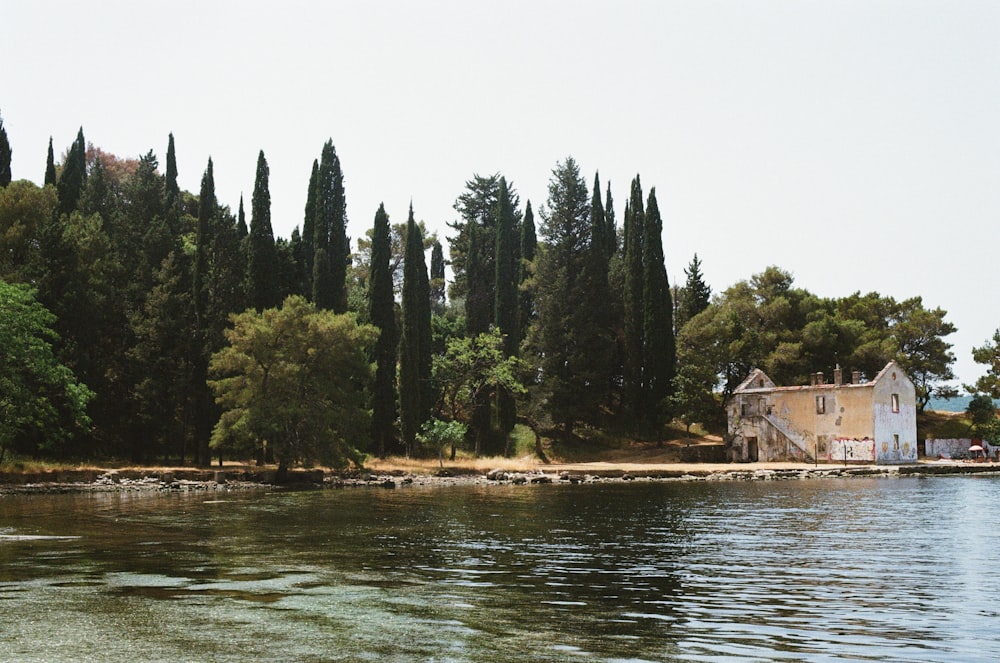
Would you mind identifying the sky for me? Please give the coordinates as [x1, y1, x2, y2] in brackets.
[3, 0, 999, 386]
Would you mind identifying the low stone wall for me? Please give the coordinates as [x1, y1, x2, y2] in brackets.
[926, 438, 995, 460]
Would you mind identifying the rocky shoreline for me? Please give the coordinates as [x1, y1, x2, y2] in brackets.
[2, 461, 999, 495]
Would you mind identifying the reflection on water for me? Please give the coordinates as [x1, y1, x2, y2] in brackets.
[1, 477, 999, 661]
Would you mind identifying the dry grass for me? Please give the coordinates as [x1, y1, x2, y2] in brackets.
[364, 453, 544, 475]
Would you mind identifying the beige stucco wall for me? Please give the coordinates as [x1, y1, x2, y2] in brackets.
[871, 367, 917, 463]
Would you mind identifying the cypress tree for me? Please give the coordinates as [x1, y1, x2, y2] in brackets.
[494, 177, 518, 441]
[464, 219, 490, 334]
[517, 200, 536, 350]
[163, 133, 181, 236]
[369, 203, 397, 457]
[641, 188, 675, 424]
[604, 181, 617, 260]
[399, 206, 432, 455]
[0, 112, 11, 187]
[312, 140, 348, 312]
[57, 128, 87, 216]
[191, 158, 217, 466]
[248, 150, 279, 311]
[623, 176, 646, 420]
[430, 240, 446, 312]
[236, 195, 248, 237]
[301, 159, 319, 295]
[44, 137, 57, 187]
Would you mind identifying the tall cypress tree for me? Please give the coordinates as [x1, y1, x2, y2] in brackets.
[57, 128, 87, 216]
[641, 188, 675, 424]
[369, 203, 397, 457]
[494, 177, 518, 441]
[430, 240, 446, 312]
[163, 133, 181, 236]
[191, 158, 217, 466]
[517, 200, 537, 351]
[301, 159, 319, 296]
[623, 176, 646, 420]
[248, 150, 279, 311]
[236, 195, 248, 237]
[312, 140, 348, 312]
[399, 206, 432, 455]
[44, 137, 57, 187]
[0, 112, 11, 187]
[604, 181, 617, 260]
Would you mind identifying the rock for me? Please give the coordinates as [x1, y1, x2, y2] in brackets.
[530, 475, 553, 484]
[214, 471, 227, 484]
[622, 473, 634, 481]
[486, 468, 508, 481]
[402, 477, 413, 484]
[381, 479, 396, 489]
[511, 475, 527, 485]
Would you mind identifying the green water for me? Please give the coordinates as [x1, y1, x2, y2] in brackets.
[1, 478, 998, 661]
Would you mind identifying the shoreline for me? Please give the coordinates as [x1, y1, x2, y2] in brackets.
[1, 460, 999, 495]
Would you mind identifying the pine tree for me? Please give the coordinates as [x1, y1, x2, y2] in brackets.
[312, 141, 348, 312]
[533, 157, 613, 432]
[57, 128, 87, 216]
[641, 188, 675, 424]
[623, 176, 646, 420]
[0, 112, 11, 187]
[399, 206, 432, 455]
[248, 150, 279, 311]
[44, 137, 57, 187]
[677, 253, 711, 329]
[369, 203, 397, 457]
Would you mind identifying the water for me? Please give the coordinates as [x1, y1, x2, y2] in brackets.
[1, 477, 999, 662]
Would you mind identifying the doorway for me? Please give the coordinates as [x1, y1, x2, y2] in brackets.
[747, 437, 759, 462]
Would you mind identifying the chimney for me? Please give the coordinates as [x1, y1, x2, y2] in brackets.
[834, 366, 843, 386]
[817, 372, 825, 385]
[852, 370, 861, 384]
[809, 372, 817, 386]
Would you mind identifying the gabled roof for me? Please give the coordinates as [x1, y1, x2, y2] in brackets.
[733, 361, 909, 395]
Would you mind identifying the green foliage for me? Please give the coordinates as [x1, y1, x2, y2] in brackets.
[398, 207, 433, 455]
[430, 239, 446, 312]
[368, 203, 398, 457]
[248, 150, 279, 311]
[417, 418, 467, 467]
[623, 177, 645, 418]
[209, 295, 375, 470]
[44, 137, 57, 187]
[432, 328, 526, 455]
[517, 200, 537, 350]
[969, 329, 1000, 399]
[0, 180, 57, 282]
[312, 140, 348, 312]
[531, 157, 613, 433]
[966, 393, 997, 435]
[56, 128, 87, 216]
[641, 187, 675, 423]
[0, 111, 11, 187]
[301, 159, 319, 296]
[676, 253, 711, 330]
[0, 280, 93, 458]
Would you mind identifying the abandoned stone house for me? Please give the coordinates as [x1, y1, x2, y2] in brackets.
[727, 361, 917, 464]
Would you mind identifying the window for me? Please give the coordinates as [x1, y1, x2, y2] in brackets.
[891, 394, 899, 413]
[893, 434, 900, 450]
[816, 395, 826, 414]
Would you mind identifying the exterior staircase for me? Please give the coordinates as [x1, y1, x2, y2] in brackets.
[760, 413, 815, 462]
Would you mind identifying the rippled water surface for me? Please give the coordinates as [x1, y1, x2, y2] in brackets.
[1, 476, 998, 661]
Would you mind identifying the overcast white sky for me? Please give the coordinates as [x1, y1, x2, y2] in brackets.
[3, 0, 998, 385]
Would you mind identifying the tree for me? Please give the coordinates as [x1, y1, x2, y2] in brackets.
[641, 187, 675, 424]
[970, 329, 1000, 399]
[57, 128, 87, 216]
[0, 111, 11, 187]
[398, 206, 432, 455]
[369, 203, 397, 457]
[966, 393, 997, 436]
[430, 239, 446, 312]
[622, 176, 645, 419]
[494, 177, 519, 439]
[0, 280, 93, 460]
[676, 253, 711, 330]
[248, 150, 279, 311]
[44, 137, 57, 187]
[191, 158, 218, 466]
[432, 329, 526, 457]
[209, 295, 375, 475]
[0, 180, 57, 282]
[301, 159, 319, 296]
[517, 199, 537, 350]
[890, 297, 957, 411]
[531, 157, 613, 433]
[417, 418, 467, 468]
[312, 140, 348, 312]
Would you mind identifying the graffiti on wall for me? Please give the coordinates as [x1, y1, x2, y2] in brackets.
[827, 438, 876, 463]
